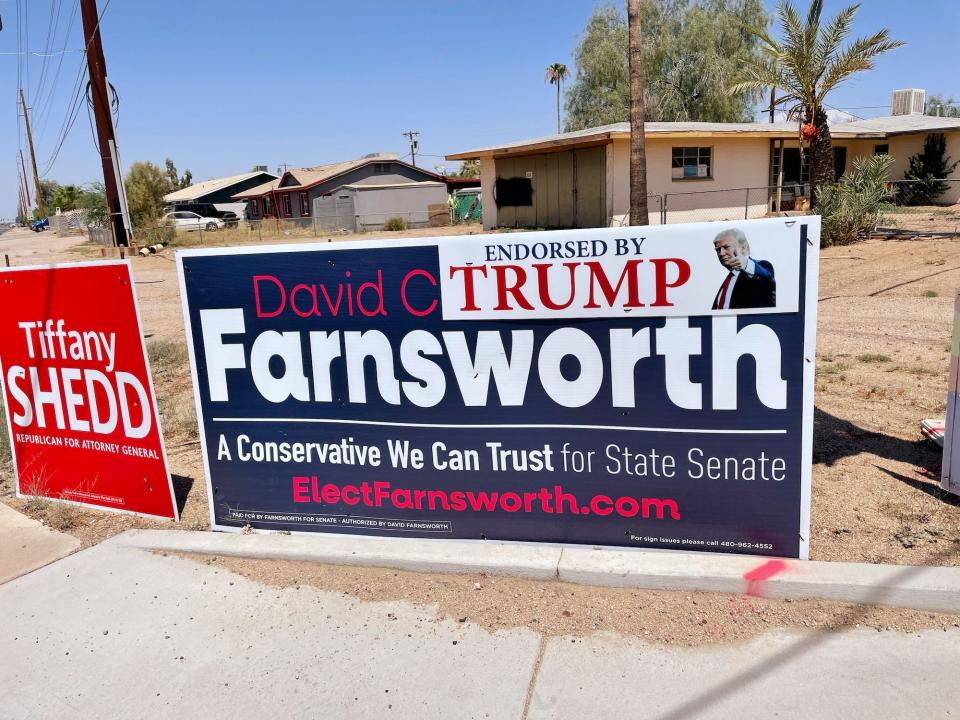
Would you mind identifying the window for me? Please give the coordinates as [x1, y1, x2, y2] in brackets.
[834, 147, 847, 181]
[249, 198, 260, 216]
[771, 147, 809, 185]
[374, 163, 391, 174]
[874, 144, 889, 156]
[672, 147, 712, 180]
[281, 193, 293, 217]
[299, 192, 310, 216]
[494, 177, 533, 207]
[264, 196, 273, 216]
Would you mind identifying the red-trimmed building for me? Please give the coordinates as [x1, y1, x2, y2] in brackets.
[233, 153, 476, 220]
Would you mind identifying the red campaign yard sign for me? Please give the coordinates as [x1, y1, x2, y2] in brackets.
[0, 260, 177, 520]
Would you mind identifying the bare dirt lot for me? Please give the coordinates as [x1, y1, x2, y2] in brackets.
[1, 223, 959, 568]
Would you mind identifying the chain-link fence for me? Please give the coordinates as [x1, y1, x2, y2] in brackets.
[880, 179, 960, 235]
[132, 207, 468, 249]
[663, 185, 809, 225]
[610, 185, 810, 226]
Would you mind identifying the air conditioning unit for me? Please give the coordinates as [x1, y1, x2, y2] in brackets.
[252, 165, 268, 172]
[892, 88, 925, 116]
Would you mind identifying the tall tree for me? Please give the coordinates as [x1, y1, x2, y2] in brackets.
[457, 159, 481, 178]
[628, 0, 649, 226]
[545, 63, 571, 134]
[565, 1, 769, 131]
[732, 0, 903, 204]
[164, 158, 193, 190]
[926, 94, 960, 118]
[125, 161, 170, 228]
[38, 180, 61, 212]
[51, 185, 83, 211]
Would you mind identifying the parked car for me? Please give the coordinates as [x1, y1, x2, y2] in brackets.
[161, 211, 224, 232]
[163, 203, 239, 227]
[31, 217, 49, 232]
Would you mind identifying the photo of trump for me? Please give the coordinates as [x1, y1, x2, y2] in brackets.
[711, 228, 776, 310]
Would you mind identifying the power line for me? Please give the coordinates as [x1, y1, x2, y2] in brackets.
[34, 0, 63, 103]
[39, 0, 112, 177]
[0, 48, 84, 55]
[36, 1, 82, 143]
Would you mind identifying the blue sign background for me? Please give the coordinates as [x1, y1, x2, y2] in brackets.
[180, 226, 811, 558]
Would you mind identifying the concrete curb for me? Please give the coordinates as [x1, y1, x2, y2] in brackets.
[112, 530, 960, 614]
[112, 529, 562, 581]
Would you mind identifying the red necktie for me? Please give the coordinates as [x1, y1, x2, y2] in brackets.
[715, 272, 734, 309]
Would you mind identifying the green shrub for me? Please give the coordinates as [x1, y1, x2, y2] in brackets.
[816, 154, 894, 246]
[383, 217, 406, 231]
[898, 133, 959, 206]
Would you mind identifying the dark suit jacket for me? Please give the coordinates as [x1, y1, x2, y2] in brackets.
[712, 259, 776, 309]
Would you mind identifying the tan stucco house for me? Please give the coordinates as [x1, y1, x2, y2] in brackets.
[447, 91, 960, 229]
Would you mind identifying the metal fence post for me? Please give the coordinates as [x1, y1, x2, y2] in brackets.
[744, 188, 750, 220]
[660, 195, 666, 224]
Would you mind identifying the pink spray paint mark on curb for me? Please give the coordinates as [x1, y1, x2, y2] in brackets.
[743, 559, 789, 597]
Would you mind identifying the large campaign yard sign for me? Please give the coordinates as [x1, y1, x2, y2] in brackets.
[0, 261, 178, 520]
[178, 217, 818, 558]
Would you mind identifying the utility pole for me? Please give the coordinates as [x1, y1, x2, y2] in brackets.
[81, 0, 132, 246]
[402, 130, 419, 167]
[16, 180, 25, 223]
[17, 160, 28, 220]
[19, 149, 31, 206]
[20, 88, 45, 218]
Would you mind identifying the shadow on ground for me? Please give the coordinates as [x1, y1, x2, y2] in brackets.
[813, 407, 939, 469]
[652, 540, 960, 720]
[171, 475, 194, 515]
[873, 465, 960, 508]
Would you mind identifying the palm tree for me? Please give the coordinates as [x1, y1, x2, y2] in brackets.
[732, 0, 903, 204]
[627, 0, 649, 225]
[545, 63, 570, 134]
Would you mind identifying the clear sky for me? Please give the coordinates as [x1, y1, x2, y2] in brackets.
[2, 0, 959, 218]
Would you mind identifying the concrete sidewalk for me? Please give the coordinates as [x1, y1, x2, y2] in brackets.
[2, 533, 959, 719]
[0, 501, 79, 584]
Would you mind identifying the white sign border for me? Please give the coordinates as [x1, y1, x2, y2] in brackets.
[177, 217, 819, 560]
[0, 258, 180, 522]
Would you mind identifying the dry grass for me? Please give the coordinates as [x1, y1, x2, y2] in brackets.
[16, 477, 83, 531]
[0, 398, 12, 496]
[147, 338, 198, 441]
[147, 338, 188, 373]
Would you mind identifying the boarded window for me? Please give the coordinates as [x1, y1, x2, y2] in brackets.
[495, 177, 533, 207]
[671, 147, 712, 179]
